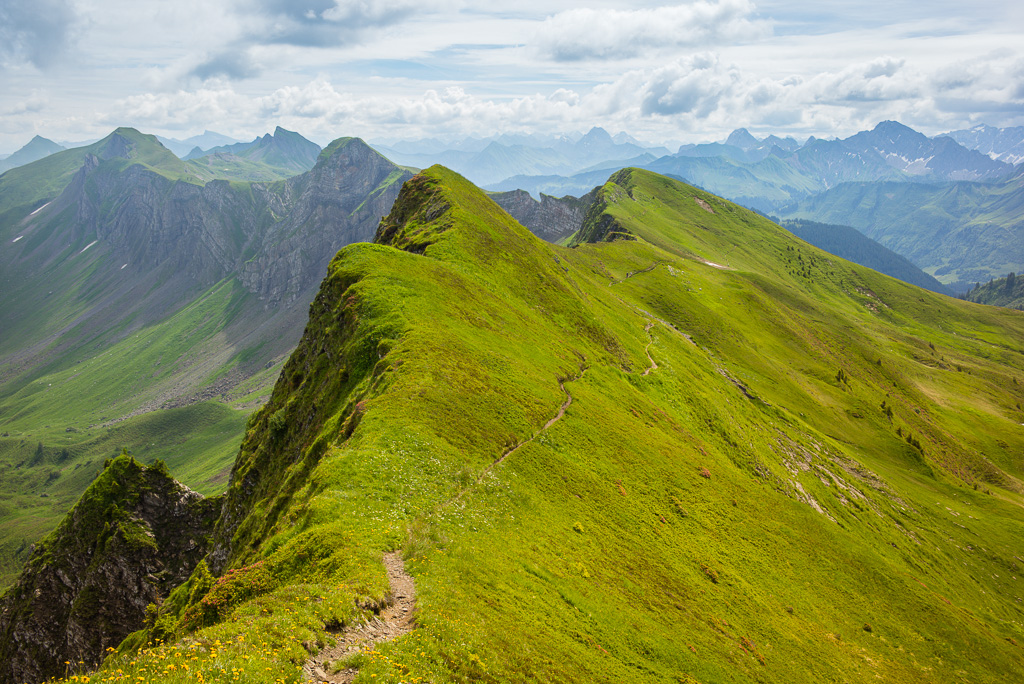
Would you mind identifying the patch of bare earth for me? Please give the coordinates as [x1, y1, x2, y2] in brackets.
[304, 552, 416, 683]
[694, 197, 715, 213]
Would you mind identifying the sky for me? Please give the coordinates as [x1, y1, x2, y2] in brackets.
[1, 0, 1023, 152]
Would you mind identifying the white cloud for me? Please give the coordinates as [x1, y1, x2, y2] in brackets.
[103, 88, 250, 132]
[639, 54, 737, 116]
[2, 1, 1023, 150]
[3, 90, 49, 116]
[98, 46, 1024, 145]
[190, 0, 448, 80]
[533, 0, 771, 61]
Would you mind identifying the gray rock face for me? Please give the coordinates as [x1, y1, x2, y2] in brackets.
[44, 138, 409, 308]
[490, 188, 597, 243]
[239, 138, 411, 303]
[0, 458, 221, 684]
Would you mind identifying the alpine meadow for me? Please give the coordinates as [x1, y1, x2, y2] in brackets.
[2, 1, 1024, 683]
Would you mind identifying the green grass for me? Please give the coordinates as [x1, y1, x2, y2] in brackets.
[0, 277, 281, 590]
[0, 402, 247, 590]
[44, 166, 1024, 683]
[780, 172, 1024, 291]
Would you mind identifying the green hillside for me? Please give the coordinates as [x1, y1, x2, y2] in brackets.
[963, 272, 1024, 310]
[780, 172, 1024, 292]
[781, 218, 952, 295]
[63, 166, 1024, 684]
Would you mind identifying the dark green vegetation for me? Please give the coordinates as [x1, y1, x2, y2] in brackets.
[63, 166, 1024, 684]
[963, 272, 1024, 310]
[781, 219, 952, 295]
[0, 454, 221, 684]
[780, 169, 1024, 292]
[0, 129, 412, 590]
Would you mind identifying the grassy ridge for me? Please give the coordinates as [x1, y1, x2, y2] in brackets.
[58, 167, 1024, 683]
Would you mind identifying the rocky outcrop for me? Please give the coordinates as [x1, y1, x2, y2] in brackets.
[14, 134, 411, 335]
[490, 187, 597, 243]
[238, 138, 412, 303]
[0, 456, 221, 684]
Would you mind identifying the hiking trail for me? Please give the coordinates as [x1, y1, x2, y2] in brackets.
[304, 552, 416, 684]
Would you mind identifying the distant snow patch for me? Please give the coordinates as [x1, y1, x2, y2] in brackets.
[79, 240, 98, 254]
[30, 201, 52, 216]
[12, 235, 23, 243]
[699, 258, 730, 270]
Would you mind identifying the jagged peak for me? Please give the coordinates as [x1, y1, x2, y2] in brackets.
[725, 127, 760, 149]
[578, 126, 614, 146]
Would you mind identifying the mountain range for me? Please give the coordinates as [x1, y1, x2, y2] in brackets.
[184, 126, 323, 179]
[942, 124, 1024, 165]
[4, 164, 1024, 684]
[372, 126, 671, 186]
[155, 131, 242, 158]
[779, 168, 1024, 292]
[3, 116, 1024, 683]
[3, 118, 1022, 594]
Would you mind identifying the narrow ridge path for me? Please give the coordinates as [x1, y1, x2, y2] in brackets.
[471, 373, 582, 486]
[609, 261, 661, 286]
[444, 368, 586, 508]
[304, 552, 416, 684]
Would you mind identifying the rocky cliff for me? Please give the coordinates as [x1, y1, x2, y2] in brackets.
[238, 138, 412, 302]
[0, 456, 221, 684]
[489, 187, 597, 243]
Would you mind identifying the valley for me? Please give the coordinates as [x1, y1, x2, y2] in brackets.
[4, 161, 1024, 683]
[1, 119, 1023, 684]
[0, 130, 411, 590]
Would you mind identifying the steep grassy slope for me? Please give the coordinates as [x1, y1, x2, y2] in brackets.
[61, 166, 1024, 684]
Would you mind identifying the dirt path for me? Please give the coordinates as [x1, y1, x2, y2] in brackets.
[475, 373, 580, 485]
[304, 552, 416, 683]
[609, 261, 661, 286]
[439, 370, 584, 511]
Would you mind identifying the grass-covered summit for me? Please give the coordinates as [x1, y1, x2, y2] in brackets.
[40, 166, 1024, 683]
